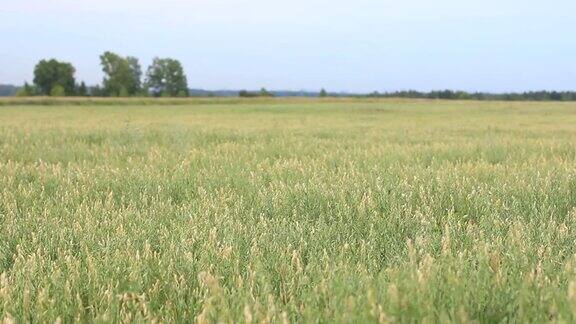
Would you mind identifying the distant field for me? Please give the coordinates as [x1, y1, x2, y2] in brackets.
[1, 98, 576, 322]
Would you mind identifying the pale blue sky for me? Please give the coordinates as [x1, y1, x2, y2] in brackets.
[1, 0, 575, 92]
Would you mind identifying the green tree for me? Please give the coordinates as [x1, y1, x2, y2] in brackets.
[89, 85, 104, 97]
[77, 81, 88, 96]
[100, 51, 142, 96]
[16, 82, 36, 97]
[259, 88, 273, 97]
[319, 88, 328, 97]
[50, 85, 66, 97]
[145, 57, 188, 97]
[33, 59, 76, 96]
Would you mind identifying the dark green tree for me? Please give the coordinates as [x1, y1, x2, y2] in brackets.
[89, 85, 105, 97]
[33, 59, 76, 96]
[99, 51, 142, 96]
[319, 88, 327, 97]
[77, 81, 88, 96]
[145, 57, 188, 97]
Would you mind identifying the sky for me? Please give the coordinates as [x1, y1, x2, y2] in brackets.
[1, 0, 575, 93]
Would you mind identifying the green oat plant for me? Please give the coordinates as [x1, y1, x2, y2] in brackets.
[1, 98, 576, 322]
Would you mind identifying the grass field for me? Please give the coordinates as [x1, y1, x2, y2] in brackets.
[1, 98, 576, 322]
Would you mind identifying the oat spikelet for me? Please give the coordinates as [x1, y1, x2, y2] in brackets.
[244, 304, 253, 324]
[568, 281, 576, 301]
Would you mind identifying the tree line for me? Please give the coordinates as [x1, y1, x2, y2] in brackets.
[13, 53, 576, 100]
[236, 88, 329, 98]
[18, 51, 188, 97]
[364, 90, 576, 101]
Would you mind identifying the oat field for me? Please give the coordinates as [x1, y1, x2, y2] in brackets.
[1, 98, 576, 323]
